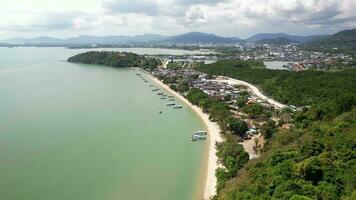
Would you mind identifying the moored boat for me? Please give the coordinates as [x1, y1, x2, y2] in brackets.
[193, 130, 207, 136]
[166, 102, 175, 106]
[173, 105, 183, 109]
[191, 134, 207, 141]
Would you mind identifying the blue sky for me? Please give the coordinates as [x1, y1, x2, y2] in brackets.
[0, 0, 355, 39]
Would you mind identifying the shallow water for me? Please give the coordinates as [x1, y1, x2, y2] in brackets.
[0, 47, 207, 200]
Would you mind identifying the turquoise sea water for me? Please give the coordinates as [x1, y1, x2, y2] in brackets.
[0, 47, 207, 200]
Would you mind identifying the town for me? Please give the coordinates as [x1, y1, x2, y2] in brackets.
[147, 41, 356, 71]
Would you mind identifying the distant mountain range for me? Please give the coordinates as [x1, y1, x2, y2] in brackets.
[2, 30, 355, 48]
[0, 34, 169, 45]
[0, 32, 242, 45]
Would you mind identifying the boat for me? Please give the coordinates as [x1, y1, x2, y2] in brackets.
[166, 102, 175, 106]
[173, 105, 183, 109]
[160, 97, 167, 99]
[159, 110, 162, 114]
[152, 89, 159, 91]
[157, 92, 164, 95]
[191, 134, 207, 141]
[136, 73, 141, 76]
[193, 130, 207, 136]
[149, 85, 154, 87]
[168, 98, 175, 101]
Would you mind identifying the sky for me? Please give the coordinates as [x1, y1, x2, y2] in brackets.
[0, 0, 355, 39]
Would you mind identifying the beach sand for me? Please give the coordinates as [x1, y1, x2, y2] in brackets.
[141, 69, 223, 200]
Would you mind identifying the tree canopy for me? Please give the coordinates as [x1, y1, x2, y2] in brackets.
[67, 51, 160, 70]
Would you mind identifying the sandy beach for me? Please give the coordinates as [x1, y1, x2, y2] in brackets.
[140, 69, 223, 200]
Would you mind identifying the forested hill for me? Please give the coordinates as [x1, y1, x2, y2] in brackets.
[196, 60, 356, 200]
[302, 28, 356, 53]
[67, 51, 160, 69]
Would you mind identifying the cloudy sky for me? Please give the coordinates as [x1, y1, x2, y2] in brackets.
[0, 0, 355, 39]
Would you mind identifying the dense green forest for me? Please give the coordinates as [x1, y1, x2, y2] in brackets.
[301, 28, 356, 54]
[217, 108, 356, 200]
[194, 60, 356, 200]
[67, 51, 160, 70]
[196, 60, 356, 106]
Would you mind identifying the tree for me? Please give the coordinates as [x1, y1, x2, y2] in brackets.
[176, 80, 189, 93]
[253, 138, 262, 154]
[300, 141, 324, 158]
[261, 120, 277, 139]
[243, 103, 264, 118]
[227, 117, 249, 136]
[236, 96, 247, 108]
[290, 194, 312, 200]
[295, 157, 323, 184]
[216, 138, 249, 176]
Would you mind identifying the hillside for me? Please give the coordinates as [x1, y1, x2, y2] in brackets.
[303, 28, 356, 53]
[257, 37, 297, 45]
[247, 33, 326, 43]
[165, 32, 241, 44]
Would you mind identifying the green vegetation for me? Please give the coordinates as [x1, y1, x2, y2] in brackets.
[186, 88, 232, 127]
[67, 51, 160, 70]
[242, 103, 272, 119]
[302, 28, 356, 54]
[227, 118, 249, 137]
[194, 59, 356, 200]
[216, 107, 356, 200]
[167, 61, 182, 70]
[260, 119, 277, 139]
[197, 59, 265, 69]
[216, 134, 249, 193]
[196, 60, 356, 106]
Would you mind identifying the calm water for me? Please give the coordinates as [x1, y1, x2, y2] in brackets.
[0, 47, 207, 200]
[264, 61, 295, 70]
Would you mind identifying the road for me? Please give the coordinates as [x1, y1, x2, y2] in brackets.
[217, 77, 287, 109]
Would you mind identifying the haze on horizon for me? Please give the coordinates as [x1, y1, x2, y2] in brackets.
[1, 0, 356, 39]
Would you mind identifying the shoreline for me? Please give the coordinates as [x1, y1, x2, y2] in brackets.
[139, 69, 223, 200]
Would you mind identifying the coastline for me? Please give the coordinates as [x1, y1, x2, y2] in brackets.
[140, 69, 223, 200]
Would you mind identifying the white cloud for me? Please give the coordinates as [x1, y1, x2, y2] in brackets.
[0, 0, 355, 39]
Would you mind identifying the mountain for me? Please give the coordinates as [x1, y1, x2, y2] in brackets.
[0, 34, 168, 45]
[257, 37, 297, 45]
[0, 32, 331, 46]
[64, 35, 130, 44]
[0, 32, 242, 45]
[247, 33, 327, 43]
[303, 28, 356, 53]
[63, 34, 168, 44]
[132, 34, 169, 42]
[1, 36, 63, 44]
[165, 32, 242, 44]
